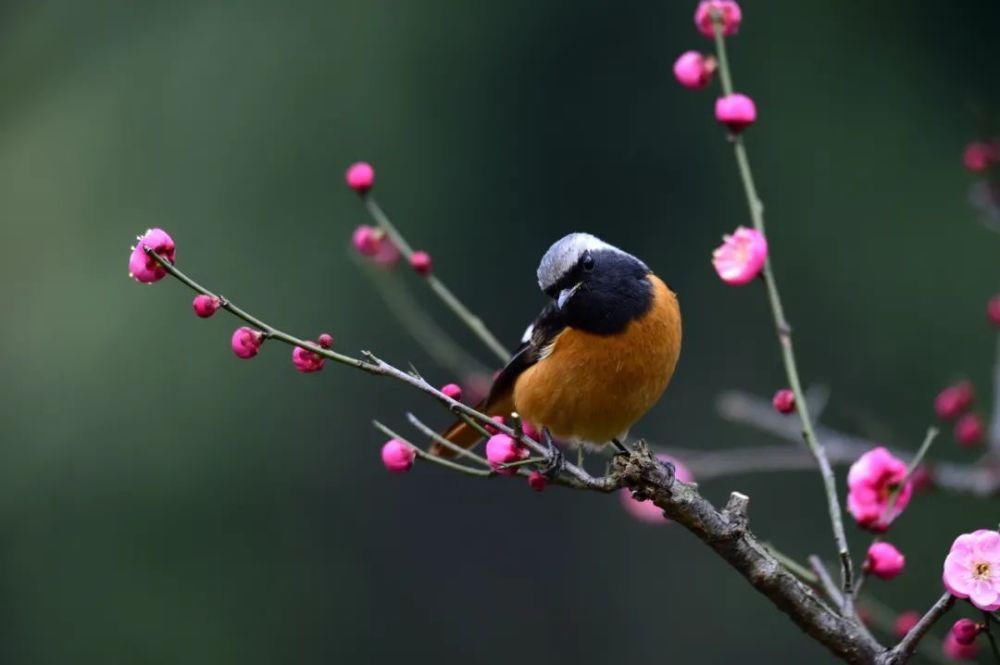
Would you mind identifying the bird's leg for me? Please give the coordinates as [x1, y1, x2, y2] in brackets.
[540, 427, 564, 478]
[611, 438, 631, 456]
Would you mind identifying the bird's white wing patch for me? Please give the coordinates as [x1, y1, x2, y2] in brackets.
[520, 323, 534, 344]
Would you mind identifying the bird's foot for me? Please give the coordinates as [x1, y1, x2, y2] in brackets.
[611, 438, 632, 458]
[540, 427, 564, 478]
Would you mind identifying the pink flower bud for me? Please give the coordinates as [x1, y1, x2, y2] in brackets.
[128, 228, 175, 283]
[673, 51, 715, 89]
[485, 434, 528, 475]
[772, 388, 796, 414]
[345, 161, 375, 194]
[291, 345, 325, 373]
[935, 382, 975, 421]
[317, 333, 334, 348]
[381, 439, 415, 473]
[865, 542, 905, 580]
[192, 294, 220, 318]
[954, 413, 984, 448]
[715, 93, 757, 133]
[951, 619, 982, 646]
[694, 0, 742, 38]
[712, 226, 768, 285]
[943, 529, 1000, 611]
[893, 611, 920, 638]
[440, 383, 463, 402]
[372, 237, 401, 267]
[943, 632, 980, 660]
[988, 294, 1000, 328]
[962, 142, 997, 173]
[527, 471, 547, 492]
[910, 465, 935, 494]
[847, 447, 913, 532]
[231, 327, 263, 359]
[352, 225, 380, 256]
[409, 250, 433, 276]
[620, 455, 694, 524]
[522, 421, 540, 442]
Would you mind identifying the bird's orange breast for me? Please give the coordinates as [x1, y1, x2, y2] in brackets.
[512, 275, 681, 446]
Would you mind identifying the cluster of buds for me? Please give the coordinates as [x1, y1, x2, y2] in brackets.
[962, 140, 1000, 173]
[934, 381, 985, 448]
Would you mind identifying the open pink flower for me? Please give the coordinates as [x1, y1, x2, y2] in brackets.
[694, 0, 742, 38]
[292, 345, 325, 373]
[865, 542, 905, 580]
[846, 447, 913, 532]
[712, 226, 768, 285]
[943, 529, 1000, 611]
[620, 455, 693, 524]
[485, 434, 528, 475]
[231, 327, 264, 359]
[381, 439, 415, 473]
[128, 228, 175, 283]
[673, 51, 715, 89]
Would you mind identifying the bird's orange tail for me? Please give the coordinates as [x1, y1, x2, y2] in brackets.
[430, 394, 514, 458]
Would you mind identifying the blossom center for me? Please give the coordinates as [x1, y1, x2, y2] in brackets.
[974, 561, 992, 579]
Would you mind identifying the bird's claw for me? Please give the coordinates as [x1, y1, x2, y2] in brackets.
[541, 427, 564, 478]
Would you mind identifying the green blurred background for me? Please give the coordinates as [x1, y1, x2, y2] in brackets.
[1, 1, 998, 663]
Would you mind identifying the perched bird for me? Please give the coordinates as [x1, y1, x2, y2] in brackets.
[434, 233, 681, 455]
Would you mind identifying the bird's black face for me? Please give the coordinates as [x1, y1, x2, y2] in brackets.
[543, 247, 653, 335]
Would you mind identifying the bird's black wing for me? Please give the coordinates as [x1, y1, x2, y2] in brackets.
[486, 301, 565, 404]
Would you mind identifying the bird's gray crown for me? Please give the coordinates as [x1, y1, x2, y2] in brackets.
[537, 233, 634, 291]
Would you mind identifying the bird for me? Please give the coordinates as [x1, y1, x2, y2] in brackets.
[433, 232, 681, 457]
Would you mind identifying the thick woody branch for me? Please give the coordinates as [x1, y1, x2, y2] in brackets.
[878, 593, 954, 665]
[616, 444, 884, 664]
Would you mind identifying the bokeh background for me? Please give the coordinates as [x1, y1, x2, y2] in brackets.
[1, 1, 998, 663]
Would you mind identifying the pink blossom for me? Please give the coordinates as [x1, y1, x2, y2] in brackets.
[485, 415, 505, 436]
[192, 294, 220, 318]
[712, 226, 768, 285]
[485, 433, 528, 475]
[620, 455, 694, 524]
[522, 421, 540, 443]
[292, 345, 325, 373]
[772, 388, 795, 414]
[409, 250, 433, 276]
[865, 542, 905, 580]
[955, 413, 984, 448]
[317, 333, 334, 349]
[439, 383, 463, 402]
[935, 382, 975, 421]
[345, 161, 375, 194]
[962, 142, 997, 173]
[951, 619, 982, 646]
[943, 529, 1000, 611]
[715, 93, 757, 133]
[989, 294, 1000, 327]
[943, 632, 979, 660]
[381, 439, 415, 473]
[673, 51, 715, 89]
[694, 0, 742, 38]
[231, 327, 263, 359]
[846, 447, 913, 532]
[527, 471, 547, 492]
[128, 228, 175, 283]
[893, 611, 919, 638]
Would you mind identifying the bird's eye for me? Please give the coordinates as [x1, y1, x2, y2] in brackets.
[581, 253, 595, 272]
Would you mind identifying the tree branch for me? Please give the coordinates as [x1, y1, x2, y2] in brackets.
[879, 593, 954, 665]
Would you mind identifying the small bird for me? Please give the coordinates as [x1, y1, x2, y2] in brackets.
[434, 232, 681, 456]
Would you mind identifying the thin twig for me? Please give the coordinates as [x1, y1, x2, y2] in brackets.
[716, 389, 1000, 496]
[361, 196, 511, 362]
[405, 412, 492, 468]
[985, 612, 1000, 664]
[711, 16, 853, 598]
[809, 555, 843, 606]
[881, 593, 954, 665]
[762, 543, 818, 584]
[372, 420, 492, 477]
